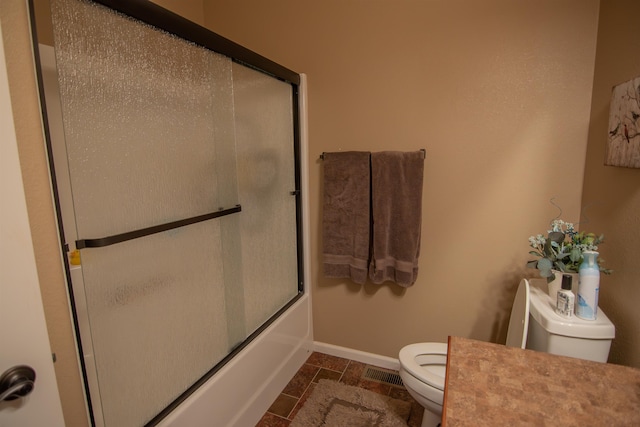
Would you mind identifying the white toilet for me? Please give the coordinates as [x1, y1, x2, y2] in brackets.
[398, 278, 532, 427]
[399, 278, 616, 427]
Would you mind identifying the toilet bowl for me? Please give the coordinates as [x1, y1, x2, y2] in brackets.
[398, 343, 447, 416]
[399, 278, 530, 426]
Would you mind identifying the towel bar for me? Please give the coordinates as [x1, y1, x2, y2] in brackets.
[320, 149, 426, 160]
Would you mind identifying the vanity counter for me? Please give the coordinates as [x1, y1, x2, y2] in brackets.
[442, 336, 640, 426]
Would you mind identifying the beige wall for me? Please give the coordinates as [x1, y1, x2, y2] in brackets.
[1, 0, 634, 423]
[582, 0, 640, 368]
[151, 0, 205, 26]
[203, 0, 600, 357]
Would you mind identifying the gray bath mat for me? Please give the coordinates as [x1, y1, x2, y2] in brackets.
[290, 379, 410, 427]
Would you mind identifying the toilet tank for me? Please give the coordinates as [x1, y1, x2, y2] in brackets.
[526, 282, 615, 363]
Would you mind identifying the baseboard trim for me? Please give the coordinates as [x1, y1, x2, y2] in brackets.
[313, 342, 400, 371]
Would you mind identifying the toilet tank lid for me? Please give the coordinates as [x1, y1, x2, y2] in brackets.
[528, 284, 615, 339]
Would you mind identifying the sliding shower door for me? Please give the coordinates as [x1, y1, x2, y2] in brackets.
[30, 0, 302, 426]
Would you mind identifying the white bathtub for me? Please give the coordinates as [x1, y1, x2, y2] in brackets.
[157, 294, 313, 426]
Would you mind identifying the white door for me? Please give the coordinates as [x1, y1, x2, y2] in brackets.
[0, 22, 66, 427]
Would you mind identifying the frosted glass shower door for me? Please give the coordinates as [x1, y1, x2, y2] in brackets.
[36, 0, 303, 425]
[233, 63, 300, 334]
[48, 0, 242, 426]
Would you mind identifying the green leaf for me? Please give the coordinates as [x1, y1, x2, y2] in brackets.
[569, 248, 582, 262]
[537, 258, 552, 270]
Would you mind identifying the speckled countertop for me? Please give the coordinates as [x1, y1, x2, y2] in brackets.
[442, 336, 640, 426]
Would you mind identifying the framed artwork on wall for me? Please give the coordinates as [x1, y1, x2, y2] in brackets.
[605, 76, 640, 168]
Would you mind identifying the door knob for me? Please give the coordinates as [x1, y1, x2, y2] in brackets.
[0, 365, 36, 402]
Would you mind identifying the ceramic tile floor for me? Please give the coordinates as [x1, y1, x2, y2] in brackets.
[255, 351, 424, 427]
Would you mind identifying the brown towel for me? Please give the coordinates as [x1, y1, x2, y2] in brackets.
[322, 151, 371, 284]
[369, 151, 424, 287]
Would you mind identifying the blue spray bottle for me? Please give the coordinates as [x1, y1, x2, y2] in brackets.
[576, 251, 600, 320]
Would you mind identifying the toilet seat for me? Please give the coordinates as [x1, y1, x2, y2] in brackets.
[505, 279, 530, 348]
[398, 342, 447, 390]
[399, 279, 531, 424]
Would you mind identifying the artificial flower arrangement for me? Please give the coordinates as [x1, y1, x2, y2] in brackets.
[527, 219, 612, 282]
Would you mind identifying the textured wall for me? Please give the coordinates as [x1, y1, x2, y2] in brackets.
[582, 0, 640, 368]
[203, 0, 600, 357]
[151, 0, 205, 25]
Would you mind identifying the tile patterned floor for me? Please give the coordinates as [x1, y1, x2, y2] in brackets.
[255, 351, 424, 427]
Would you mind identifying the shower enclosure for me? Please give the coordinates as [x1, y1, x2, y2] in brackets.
[29, 1, 311, 426]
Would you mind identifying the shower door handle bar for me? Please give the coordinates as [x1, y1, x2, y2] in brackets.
[75, 204, 242, 249]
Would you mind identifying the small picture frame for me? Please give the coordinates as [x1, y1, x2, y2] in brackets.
[605, 76, 640, 168]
